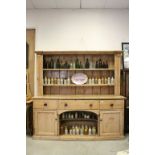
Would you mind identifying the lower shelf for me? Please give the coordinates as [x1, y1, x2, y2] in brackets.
[33, 135, 125, 140]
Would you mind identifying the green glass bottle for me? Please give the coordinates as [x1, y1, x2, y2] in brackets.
[56, 58, 60, 68]
[85, 58, 90, 68]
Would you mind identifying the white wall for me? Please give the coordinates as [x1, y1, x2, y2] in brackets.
[26, 9, 129, 51]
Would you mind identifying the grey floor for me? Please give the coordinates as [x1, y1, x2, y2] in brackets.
[26, 135, 129, 155]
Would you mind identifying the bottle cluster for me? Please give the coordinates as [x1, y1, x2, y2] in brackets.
[95, 59, 108, 68]
[61, 112, 96, 120]
[87, 76, 114, 85]
[43, 76, 114, 85]
[44, 77, 71, 85]
[61, 125, 97, 136]
[43, 57, 109, 69]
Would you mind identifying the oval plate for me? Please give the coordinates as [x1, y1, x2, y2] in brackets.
[71, 73, 88, 85]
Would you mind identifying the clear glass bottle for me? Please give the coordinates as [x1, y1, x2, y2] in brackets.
[108, 77, 111, 84]
[60, 78, 63, 85]
[67, 77, 70, 85]
[75, 112, 78, 119]
[105, 77, 108, 84]
[111, 76, 114, 84]
[84, 125, 88, 135]
[98, 78, 101, 84]
[88, 126, 92, 135]
[65, 126, 68, 135]
[44, 76, 47, 84]
[48, 78, 51, 85]
[51, 78, 53, 84]
[92, 126, 96, 135]
[72, 126, 75, 135]
[91, 77, 94, 84]
[88, 78, 92, 84]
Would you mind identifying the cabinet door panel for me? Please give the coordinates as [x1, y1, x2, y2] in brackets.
[100, 110, 123, 136]
[34, 110, 57, 136]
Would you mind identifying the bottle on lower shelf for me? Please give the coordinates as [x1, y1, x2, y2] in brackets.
[61, 124, 97, 136]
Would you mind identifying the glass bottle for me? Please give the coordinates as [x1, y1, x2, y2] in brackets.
[75, 126, 79, 135]
[99, 59, 102, 68]
[64, 61, 68, 69]
[48, 77, 51, 85]
[105, 77, 108, 84]
[56, 58, 60, 68]
[65, 126, 68, 135]
[85, 58, 90, 68]
[70, 61, 73, 69]
[88, 126, 92, 135]
[91, 77, 94, 84]
[108, 77, 111, 84]
[92, 126, 96, 135]
[75, 58, 79, 68]
[88, 78, 92, 85]
[44, 76, 47, 85]
[79, 61, 83, 68]
[95, 77, 98, 84]
[69, 128, 73, 135]
[50, 58, 54, 68]
[72, 126, 75, 135]
[57, 78, 60, 85]
[111, 76, 114, 84]
[51, 77, 53, 84]
[84, 125, 88, 135]
[102, 61, 105, 68]
[105, 61, 109, 68]
[95, 60, 99, 68]
[67, 77, 70, 85]
[98, 78, 101, 84]
[75, 112, 78, 119]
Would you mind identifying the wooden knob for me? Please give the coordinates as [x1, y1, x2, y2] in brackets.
[44, 103, 47, 106]
[64, 103, 68, 107]
[89, 104, 93, 107]
[100, 119, 103, 121]
[110, 103, 114, 107]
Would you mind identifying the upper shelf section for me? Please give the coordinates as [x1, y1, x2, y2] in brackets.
[35, 51, 123, 55]
[43, 68, 115, 71]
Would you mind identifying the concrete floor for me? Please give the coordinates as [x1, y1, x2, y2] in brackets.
[26, 135, 129, 155]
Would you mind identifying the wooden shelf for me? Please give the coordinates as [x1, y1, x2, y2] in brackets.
[60, 118, 98, 122]
[43, 68, 114, 71]
[43, 84, 114, 87]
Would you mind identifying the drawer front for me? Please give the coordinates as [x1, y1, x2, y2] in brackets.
[33, 100, 58, 110]
[59, 100, 99, 110]
[100, 100, 124, 110]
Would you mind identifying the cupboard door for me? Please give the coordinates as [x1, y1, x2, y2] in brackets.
[100, 110, 123, 137]
[34, 110, 58, 136]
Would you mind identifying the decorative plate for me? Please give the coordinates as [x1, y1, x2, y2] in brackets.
[71, 73, 88, 85]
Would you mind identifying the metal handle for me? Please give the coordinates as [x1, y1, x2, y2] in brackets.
[44, 103, 47, 106]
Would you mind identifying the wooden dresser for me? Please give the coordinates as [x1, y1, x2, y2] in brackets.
[33, 51, 125, 140]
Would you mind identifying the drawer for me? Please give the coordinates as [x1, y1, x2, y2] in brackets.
[33, 100, 58, 110]
[100, 100, 124, 110]
[59, 100, 99, 110]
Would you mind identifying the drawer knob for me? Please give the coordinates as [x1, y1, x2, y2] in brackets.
[44, 103, 47, 106]
[89, 104, 93, 107]
[64, 103, 68, 107]
[110, 103, 114, 107]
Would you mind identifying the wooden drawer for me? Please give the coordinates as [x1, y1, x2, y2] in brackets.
[33, 100, 58, 110]
[59, 100, 99, 110]
[100, 100, 124, 110]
